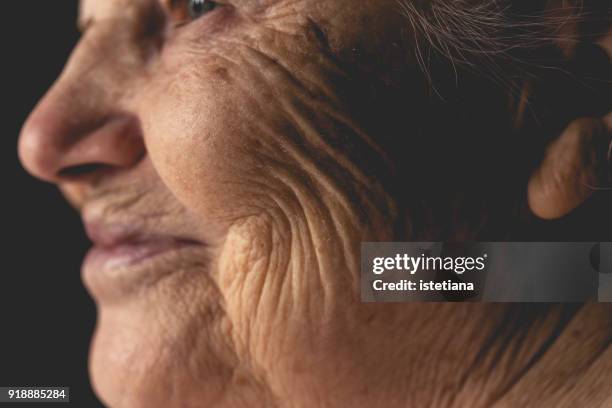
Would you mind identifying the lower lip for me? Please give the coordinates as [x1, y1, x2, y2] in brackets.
[82, 240, 199, 300]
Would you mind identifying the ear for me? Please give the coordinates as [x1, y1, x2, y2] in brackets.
[524, 3, 612, 220]
[527, 114, 612, 219]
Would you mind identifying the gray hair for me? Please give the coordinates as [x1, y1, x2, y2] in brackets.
[396, 0, 596, 96]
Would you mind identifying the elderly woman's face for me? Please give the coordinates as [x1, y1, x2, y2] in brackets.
[16, 0, 612, 405]
[19, 0, 410, 406]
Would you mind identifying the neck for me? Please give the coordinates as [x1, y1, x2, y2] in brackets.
[348, 303, 612, 407]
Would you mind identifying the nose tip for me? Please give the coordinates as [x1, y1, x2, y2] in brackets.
[18, 99, 146, 183]
[18, 106, 69, 182]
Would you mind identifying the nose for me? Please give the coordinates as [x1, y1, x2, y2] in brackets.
[18, 27, 146, 183]
[19, 101, 145, 183]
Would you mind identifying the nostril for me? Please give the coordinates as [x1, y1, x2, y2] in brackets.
[58, 163, 111, 179]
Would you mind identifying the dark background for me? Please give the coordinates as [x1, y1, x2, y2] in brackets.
[1, 1, 102, 406]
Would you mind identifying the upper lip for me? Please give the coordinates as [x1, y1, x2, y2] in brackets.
[85, 219, 149, 247]
[83, 215, 200, 248]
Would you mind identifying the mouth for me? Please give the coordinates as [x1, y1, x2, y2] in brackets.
[82, 219, 204, 301]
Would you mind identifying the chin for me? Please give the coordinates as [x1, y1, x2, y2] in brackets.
[88, 272, 239, 408]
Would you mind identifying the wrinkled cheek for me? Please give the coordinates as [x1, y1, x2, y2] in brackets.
[137, 72, 262, 235]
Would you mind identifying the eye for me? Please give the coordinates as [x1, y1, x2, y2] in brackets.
[169, 0, 218, 24]
[187, 0, 217, 19]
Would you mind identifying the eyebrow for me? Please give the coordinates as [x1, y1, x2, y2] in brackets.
[77, 0, 93, 32]
[77, 16, 93, 33]
[77, 0, 170, 31]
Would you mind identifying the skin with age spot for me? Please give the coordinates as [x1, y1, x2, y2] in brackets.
[18, 0, 612, 407]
